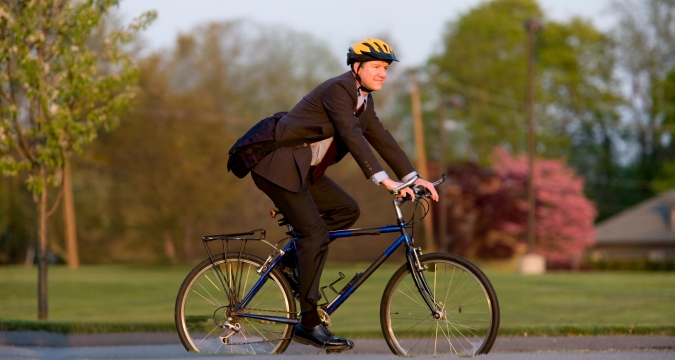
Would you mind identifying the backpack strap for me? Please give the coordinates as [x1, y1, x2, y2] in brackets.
[261, 138, 322, 153]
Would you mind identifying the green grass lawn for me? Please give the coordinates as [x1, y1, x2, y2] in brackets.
[1, 262, 674, 336]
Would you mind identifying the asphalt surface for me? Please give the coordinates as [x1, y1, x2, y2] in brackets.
[0, 332, 673, 359]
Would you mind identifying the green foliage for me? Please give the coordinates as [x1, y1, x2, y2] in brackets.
[614, 0, 675, 197]
[652, 67, 675, 193]
[428, 0, 539, 162]
[587, 259, 675, 271]
[428, 0, 622, 165]
[653, 160, 675, 194]
[0, 0, 156, 193]
[0, 178, 34, 264]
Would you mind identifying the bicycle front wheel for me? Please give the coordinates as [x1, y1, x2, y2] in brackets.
[381, 253, 500, 357]
[175, 252, 296, 354]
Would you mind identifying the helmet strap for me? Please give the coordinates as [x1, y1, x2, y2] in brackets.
[352, 62, 375, 93]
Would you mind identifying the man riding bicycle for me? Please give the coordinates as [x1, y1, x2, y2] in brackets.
[250, 38, 439, 351]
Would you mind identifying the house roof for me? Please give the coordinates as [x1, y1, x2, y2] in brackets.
[595, 188, 675, 244]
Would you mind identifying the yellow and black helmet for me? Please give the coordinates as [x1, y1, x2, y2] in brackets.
[347, 38, 398, 66]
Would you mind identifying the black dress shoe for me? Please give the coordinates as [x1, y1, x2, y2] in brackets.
[293, 323, 354, 350]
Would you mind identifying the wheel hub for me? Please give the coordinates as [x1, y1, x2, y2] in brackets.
[215, 306, 241, 328]
[433, 302, 447, 320]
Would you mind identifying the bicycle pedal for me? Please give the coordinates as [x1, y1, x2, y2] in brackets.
[326, 349, 346, 354]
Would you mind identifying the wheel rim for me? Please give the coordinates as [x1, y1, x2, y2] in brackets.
[386, 259, 494, 357]
[180, 258, 294, 354]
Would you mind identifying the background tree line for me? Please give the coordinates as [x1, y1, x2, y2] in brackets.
[1, 0, 674, 267]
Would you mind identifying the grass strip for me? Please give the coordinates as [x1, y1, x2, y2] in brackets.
[0, 320, 175, 334]
[340, 325, 675, 338]
[497, 325, 675, 337]
[2, 320, 673, 337]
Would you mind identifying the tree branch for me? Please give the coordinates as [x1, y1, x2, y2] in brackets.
[45, 176, 64, 219]
[3, 25, 37, 164]
[9, 92, 37, 164]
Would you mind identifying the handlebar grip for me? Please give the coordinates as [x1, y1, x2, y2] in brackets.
[390, 174, 446, 197]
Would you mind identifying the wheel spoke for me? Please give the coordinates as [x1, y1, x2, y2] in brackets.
[444, 266, 456, 306]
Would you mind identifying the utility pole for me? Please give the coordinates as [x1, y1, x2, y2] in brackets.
[410, 73, 436, 253]
[438, 100, 447, 252]
[520, 18, 545, 275]
[437, 95, 464, 252]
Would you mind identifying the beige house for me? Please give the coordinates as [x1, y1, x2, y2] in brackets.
[589, 189, 675, 261]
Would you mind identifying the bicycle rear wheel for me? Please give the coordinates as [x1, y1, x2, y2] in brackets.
[380, 253, 499, 357]
[175, 252, 296, 354]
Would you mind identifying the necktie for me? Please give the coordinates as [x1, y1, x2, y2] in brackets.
[311, 101, 366, 183]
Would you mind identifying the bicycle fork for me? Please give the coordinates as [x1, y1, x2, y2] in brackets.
[406, 246, 446, 320]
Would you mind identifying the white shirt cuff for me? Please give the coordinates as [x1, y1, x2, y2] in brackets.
[371, 171, 389, 185]
[401, 171, 420, 182]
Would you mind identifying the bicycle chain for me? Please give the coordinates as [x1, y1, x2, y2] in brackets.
[222, 336, 292, 346]
[236, 308, 298, 315]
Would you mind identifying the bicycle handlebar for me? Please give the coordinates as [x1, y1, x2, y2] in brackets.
[389, 175, 420, 195]
[389, 174, 447, 199]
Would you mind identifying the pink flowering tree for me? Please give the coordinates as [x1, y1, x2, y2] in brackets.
[441, 147, 596, 265]
[492, 148, 596, 264]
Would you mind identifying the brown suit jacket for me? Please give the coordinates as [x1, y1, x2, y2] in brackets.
[253, 71, 415, 193]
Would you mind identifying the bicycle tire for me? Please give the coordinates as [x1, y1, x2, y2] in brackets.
[175, 252, 297, 354]
[380, 252, 500, 357]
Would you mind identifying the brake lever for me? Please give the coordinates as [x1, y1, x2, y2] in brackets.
[431, 174, 447, 187]
[411, 186, 431, 199]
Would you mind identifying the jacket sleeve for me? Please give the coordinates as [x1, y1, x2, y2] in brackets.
[362, 96, 416, 180]
[321, 82, 384, 179]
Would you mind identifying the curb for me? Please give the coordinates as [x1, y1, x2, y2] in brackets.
[1, 332, 673, 352]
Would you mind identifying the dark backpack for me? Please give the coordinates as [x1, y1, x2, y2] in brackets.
[227, 112, 315, 178]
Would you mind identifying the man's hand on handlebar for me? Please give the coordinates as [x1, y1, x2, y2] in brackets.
[381, 178, 415, 200]
[414, 178, 439, 201]
[381, 177, 439, 201]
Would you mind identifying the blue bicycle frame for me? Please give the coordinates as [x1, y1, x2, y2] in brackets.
[229, 203, 442, 326]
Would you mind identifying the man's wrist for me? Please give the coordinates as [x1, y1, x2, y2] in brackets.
[371, 171, 389, 185]
[401, 171, 421, 183]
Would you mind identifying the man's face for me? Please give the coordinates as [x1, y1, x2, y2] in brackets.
[355, 60, 389, 92]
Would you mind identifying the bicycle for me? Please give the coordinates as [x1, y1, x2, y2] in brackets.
[174, 175, 500, 357]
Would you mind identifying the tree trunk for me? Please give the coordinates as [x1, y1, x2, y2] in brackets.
[38, 166, 48, 320]
[63, 160, 79, 269]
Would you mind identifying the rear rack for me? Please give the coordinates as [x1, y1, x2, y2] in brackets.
[200, 229, 272, 302]
[202, 228, 266, 242]
[201, 228, 291, 285]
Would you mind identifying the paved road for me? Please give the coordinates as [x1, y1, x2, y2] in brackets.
[0, 332, 673, 359]
[1, 344, 673, 360]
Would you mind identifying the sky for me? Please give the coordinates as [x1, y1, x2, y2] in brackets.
[118, 0, 616, 67]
